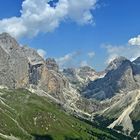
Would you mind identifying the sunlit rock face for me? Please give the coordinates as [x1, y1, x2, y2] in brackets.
[0, 33, 68, 99]
[0, 33, 29, 88]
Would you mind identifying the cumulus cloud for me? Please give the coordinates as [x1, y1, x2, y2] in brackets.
[67, 0, 97, 24]
[104, 44, 140, 64]
[56, 50, 96, 68]
[37, 49, 47, 58]
[55, 51, 81, 68]
[0, 0, 98, 39]
[128, 35, 140, 46]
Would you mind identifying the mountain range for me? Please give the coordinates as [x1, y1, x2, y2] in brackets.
[0, 33, 140, 140]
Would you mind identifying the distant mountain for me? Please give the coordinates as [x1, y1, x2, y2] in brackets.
[82, 56, 140, 100]
[63, 66, 104, 91]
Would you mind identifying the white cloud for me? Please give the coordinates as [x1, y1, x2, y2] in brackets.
[88, 51, 95, 58]
[128, 35, 140, 46]
[104, 35, 140, 64]
[55, 51, 80, 68]
[104, 44, 140, 64]
[37, 49, 47, 58]
[56, 51, 96, 68]
[67, 0, 97, 24]
[0, 0, 98, 39]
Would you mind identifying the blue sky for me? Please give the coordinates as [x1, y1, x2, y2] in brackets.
[0, 0, 140, 71]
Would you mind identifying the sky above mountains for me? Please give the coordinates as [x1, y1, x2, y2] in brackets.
[0, 0, 140, 71]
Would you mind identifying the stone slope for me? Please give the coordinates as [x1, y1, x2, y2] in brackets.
[100, 90, 140, 138]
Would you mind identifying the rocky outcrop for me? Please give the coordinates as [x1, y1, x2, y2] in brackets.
[39, 66, 68, 99]
[105, 56, 128, 72]
[21, 46, 45, 85]
[46, 58, 59, 72]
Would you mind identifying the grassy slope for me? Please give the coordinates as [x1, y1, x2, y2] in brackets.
[0, 89, 132, 140]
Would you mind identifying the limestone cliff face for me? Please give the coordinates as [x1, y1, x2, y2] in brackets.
[39, 66, 68, 100]
[0, 33, 29, 88]
[21, 46, 45, 86]
[0, 46, 15, 88]
[0, 33, 68, 99]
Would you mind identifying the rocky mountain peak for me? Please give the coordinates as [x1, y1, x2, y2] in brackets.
[79, 66, 96, 72]
[0, 32, 13, 39]
[133, 57, 140, 65]
[106, 56, 129, 72]
[0, 32, 19, 53]
[21, 46, 44, 65]
[46, 58, 59, 71]
[82, 56, 137, 100]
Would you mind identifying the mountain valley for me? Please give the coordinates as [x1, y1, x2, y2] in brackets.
[0, 33, 140, 140]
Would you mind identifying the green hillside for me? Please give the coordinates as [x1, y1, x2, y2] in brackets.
[0, 89, 132, 140]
